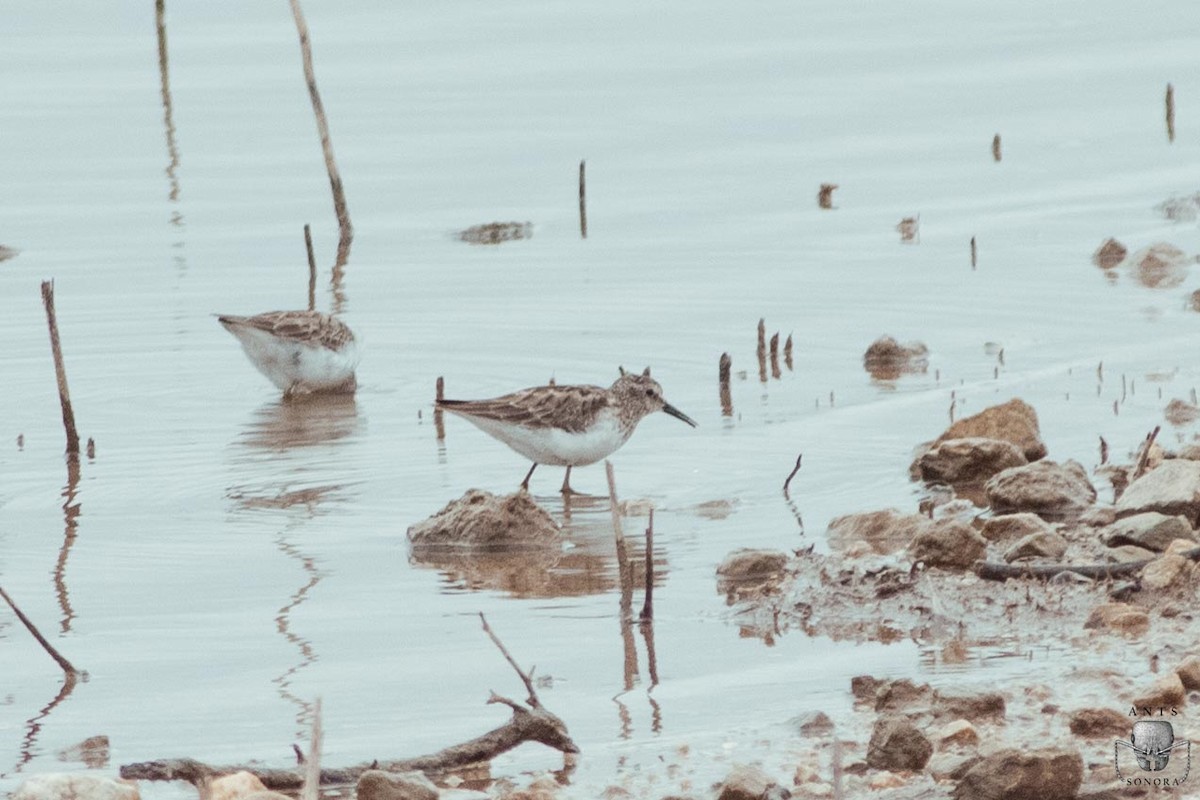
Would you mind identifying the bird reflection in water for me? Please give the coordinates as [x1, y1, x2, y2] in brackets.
[235, 394, 361, 453]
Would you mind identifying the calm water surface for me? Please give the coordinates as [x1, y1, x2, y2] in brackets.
[2, 0, 1200, 795]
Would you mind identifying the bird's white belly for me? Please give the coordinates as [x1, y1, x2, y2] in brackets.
[465, 414, 630, 466]
[234, 328, 359, 392]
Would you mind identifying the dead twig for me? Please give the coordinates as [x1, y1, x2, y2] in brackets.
[0, 585, 80, 676]
[975, 545, 1200, 581]
[756, 318, 767, 383]
[304, 224, 317, 312]
[718, 353, 733, 417]
[578, 160, 587, 239]
[1132, 425, 1161, 480]
[288, 0, 352, 255]
[1166, 83, 1176, 143]
[639, 509, 654, 622]
[783, 454, 803, 498]
[41, 281, 80, 455]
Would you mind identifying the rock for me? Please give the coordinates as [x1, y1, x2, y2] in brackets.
[790, 710, 834, 737]
[867, 772, 906, 790]
[1051, 570, 1094, 585]
[935, 398, 1047, 462]
[936, 719, 979, 748]
[875, 679, 933, 712]
[210, 773, 287, 800]
[1084, 603, 1150, 636]
[827, 509, 930, 555]
[1165, 399, 1200, 426]
[863, 335, 928, 380]
[1132, 673, 1185, 709]
[1069, 708, 1130, 738]
[1177, 656, 1200, 691]
[932, 498, 982, 522]
[1117, 460, 1200, 524]
[1079, 505, 1117, 527]
[928, 752, 982, 781]
[716, 764, 790, 800]
[56, 734, 110, 768]
[1140, 553, 1192, 590]
[1106, 545, 1157, 564]
[982, 513, 1056, 543]
[407, 490, 560, 548]
[851, 675, 883, 702]
[1130, 242, 1189, 289]
[985, 460, 1097, 518]
[916, 438, 1027, 485]
[1093, 238, 1127, 269]
[866, 718, 933, 771]
[933, 691, 1005, 721]
[716, 549, 790, 584]
[908, 519, 987, 569]
[952, 749, 1082, 800]
[1003, 530, 1068, 562]
[11, 776, 139, 800]
[1179, 443, 1200, 460]
[1101, 512, 1196, 552]
[356, 770, 439, 800]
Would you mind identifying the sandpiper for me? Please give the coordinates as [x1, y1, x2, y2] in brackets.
[437, 367, 697, 494]
[217, 310, 358, 397]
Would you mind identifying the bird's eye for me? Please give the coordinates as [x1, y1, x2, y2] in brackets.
[645, 389, 655, 397]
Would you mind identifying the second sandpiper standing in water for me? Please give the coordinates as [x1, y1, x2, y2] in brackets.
[437, 367, 697, 494]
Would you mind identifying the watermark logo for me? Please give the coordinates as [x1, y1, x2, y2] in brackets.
[1115, 713, 1190, 787]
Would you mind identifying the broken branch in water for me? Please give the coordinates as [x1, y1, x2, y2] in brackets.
[640, 509, 654, 623]
[975, 545, 1200, 582]
[304, 224, 317, 312]
[1132, 425, 1161, 480]
[718, 353, 733, 417]
[288, 0, 352, 254]
[756, 318, 767, 383]
[783, 453, 803, 499]
[40, 280, 80, 456]
[122, 617, 579, 789]
[578, 160, 587, 239]
[1166, 83, 1176, 143]
[0, 585, 80, 677]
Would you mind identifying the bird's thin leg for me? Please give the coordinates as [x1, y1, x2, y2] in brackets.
[560, 466, 574, 496]
[520, 463, 538, 491]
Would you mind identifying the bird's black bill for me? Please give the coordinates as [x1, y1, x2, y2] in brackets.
[662, 402, 698, 428]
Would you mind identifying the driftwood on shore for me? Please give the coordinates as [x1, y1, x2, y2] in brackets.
[120, 614, 578, 789]
[974, 545, 1200, 582]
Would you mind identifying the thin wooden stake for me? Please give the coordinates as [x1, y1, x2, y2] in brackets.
[578, 160, 588, 239]
[288, 0, 353, 254]
[435, 376, 446, 441]
[718, 353, 733, 417]
[769, 332, 781, 379]
[1166, 83, 1176, 143]
[970, 236, 977, 269]
[783, 453, 803, 498]
[992, 133, 1002, 162]
[756, 318, 767, 383]
[40, 281, 80, 455]
[304, 224, 317, 312]
[0, 585, 80, 676]
[783, 334, 793, 370]
[639, 509, 654, 623]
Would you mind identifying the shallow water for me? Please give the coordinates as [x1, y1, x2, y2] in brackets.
[2, 0, 1200, 795]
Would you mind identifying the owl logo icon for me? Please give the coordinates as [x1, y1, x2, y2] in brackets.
[1115, 720, 1190, 786]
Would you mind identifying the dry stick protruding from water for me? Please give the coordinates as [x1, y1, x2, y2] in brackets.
[304, 224, 317, 312]
[122, 615, 579, 788]
[992, 133, 1002, 162]
[578, 160, 587, 239]
[640, 509, 654, 623]
[783, 454, 803, 499]
[756, 318, 767, 383]
[1132, 425, 1161, 480]
[817, 183, 837, 209]
[976, 545, 1200, 582]
[0, 585, 80, 677]
[718, 353, 733, 417]
[1099, 435, 1109, 466]
[434, 376, 446, 441]
[1166, 83, 1176, 143]
[970, 236, 977, 269]
[86, 437, 95, 459]
[288, 0, 352, 255]
[155, 0, 182, 207]
[783, 334, 793, 371]
[769, 332, 781, 379]
[41, 281, 80, 456]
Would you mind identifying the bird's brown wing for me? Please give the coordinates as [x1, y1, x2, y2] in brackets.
[438, 384, 610, 434]
[218, 310, 355, 349]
